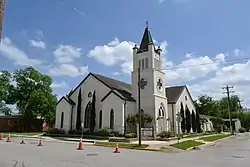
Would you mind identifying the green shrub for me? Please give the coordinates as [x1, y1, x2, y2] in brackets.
[47, 128, 65, 134]
[110, 131, 119, 137]
[239, 127, 246, 133]
[158, 131, 174, 138]
[125, 133, 137, 138]
[98, 128, 109, 136]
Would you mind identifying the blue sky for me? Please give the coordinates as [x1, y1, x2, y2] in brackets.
[1, 0, 250, 108]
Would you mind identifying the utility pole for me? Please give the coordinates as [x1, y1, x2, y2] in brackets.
[0, 0, 6, 43]
[222, 85, 234, 135]
[137, 68, 147, 146]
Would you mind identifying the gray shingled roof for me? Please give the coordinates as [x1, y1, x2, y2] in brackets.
[92, 73, 135, 102]
[165, 85, 186, 103]
[93, 74, 187, 103]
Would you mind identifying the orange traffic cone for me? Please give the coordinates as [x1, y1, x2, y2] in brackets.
[37, 136, 43, 146]
[0, 132, 3, 140]
[77, 138, 83, 150]
[20, 136, 25, 144]
[113, 143, 120, 153]
[6, 133, 11, 142]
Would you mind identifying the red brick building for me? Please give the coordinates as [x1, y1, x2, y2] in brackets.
[0, 115, 44, 132]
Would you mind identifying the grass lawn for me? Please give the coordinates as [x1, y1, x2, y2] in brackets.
[199, 134, 232, 142]
[170, 140, 204, 150]
[94, 142, 149, 149]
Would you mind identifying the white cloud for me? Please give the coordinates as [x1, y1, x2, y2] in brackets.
[51, 81, 69, 89]
[87, 37, 250, 107]
[87, 38, 135, 74]
[87, 38, 221, 83]
[49, 64, 88, 77]
[29, 40, 46, 49]
[0, 37, 42, 67]
[53, 44, 82, 64]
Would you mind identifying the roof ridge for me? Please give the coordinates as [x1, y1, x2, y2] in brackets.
[92, 73, 132, 87]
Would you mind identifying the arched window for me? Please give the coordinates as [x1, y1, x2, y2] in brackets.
[110, 109, 114, 129]
[158, 104, 165, 117]
[84, 102, 92, 128]
[60, 112, 64, 129]
[99, 110, 102, 129]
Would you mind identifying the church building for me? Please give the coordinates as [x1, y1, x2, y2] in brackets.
[55, 25, 196, 136]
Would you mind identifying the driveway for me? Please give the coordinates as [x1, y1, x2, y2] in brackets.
[0, 133, 249, 167]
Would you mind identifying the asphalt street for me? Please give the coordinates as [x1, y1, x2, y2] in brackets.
[0, 133, 250, 167]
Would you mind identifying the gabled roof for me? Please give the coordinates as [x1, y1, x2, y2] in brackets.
[93, 73, 136, 102]
[57, 96, 76, 105]
[165, 85, 186, 103]
[67, 73, 135, 102]
[165, 85, 195, 105]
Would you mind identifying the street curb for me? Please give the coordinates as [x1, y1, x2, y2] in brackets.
[186, 134, 234, 150]
[93, 144, 159, 151]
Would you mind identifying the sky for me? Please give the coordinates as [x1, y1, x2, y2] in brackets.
[1, 0, 250, 109]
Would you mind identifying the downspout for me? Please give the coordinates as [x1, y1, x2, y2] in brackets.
[124, 100, 127, 136]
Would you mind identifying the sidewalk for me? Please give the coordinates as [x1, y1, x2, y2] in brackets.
[130, 133, 227, 150]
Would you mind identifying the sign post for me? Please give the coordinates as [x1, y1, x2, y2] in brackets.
[81, 122, 84, 139]
[176, 113, 182, 145]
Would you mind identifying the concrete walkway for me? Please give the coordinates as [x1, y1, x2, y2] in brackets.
[11, 133, 233, 150]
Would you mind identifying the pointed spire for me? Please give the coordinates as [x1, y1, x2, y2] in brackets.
[138, 21, 154, 53]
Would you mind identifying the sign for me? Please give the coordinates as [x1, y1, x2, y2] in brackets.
[81, 122, 84, 128]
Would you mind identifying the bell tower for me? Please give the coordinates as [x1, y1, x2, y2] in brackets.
[131, 22, 169, 134]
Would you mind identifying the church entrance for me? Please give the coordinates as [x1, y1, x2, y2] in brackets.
[84, 101, 92, 129]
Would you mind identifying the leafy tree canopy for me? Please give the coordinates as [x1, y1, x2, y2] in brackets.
[0, 67, 57, 126]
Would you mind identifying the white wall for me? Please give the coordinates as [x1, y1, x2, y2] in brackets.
[55, 98, 71, 132]
[69, 74, 110, 130]
[102, 93, 125, 133]
[173, 87, 196, 133]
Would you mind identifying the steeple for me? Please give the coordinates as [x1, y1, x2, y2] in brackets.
[138, 21, 155, 53]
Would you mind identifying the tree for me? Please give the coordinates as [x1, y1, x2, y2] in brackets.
[0, 70, 13, 102]
[240, 111, 250, 131]
[0, 101, 12, 115]
[218, 95, 242, 119]
[185, 106, 191, 133]
[180, 103, 186, 133]
[76, 88, 82, 130]
[194, 95, 219, 116]
[7, 67, 57, 129]
[210, 117, 224, 133]
[126, 113, 153, 129]
[90, 90, 96, 134]
[191, 110, 196, 132]
[0, 70, 14, 114]
[196, 110, 202, 133]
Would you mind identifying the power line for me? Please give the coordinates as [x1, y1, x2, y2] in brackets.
[164, 56, 250, 71]
[222, 85, 235, 135]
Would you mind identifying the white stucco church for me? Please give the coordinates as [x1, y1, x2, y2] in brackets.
[55, 24, 196, 136]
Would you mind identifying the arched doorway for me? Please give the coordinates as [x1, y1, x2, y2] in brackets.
[84, 102, 92, 128]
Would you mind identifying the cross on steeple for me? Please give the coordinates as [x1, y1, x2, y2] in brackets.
[146, 21, 148, 29]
